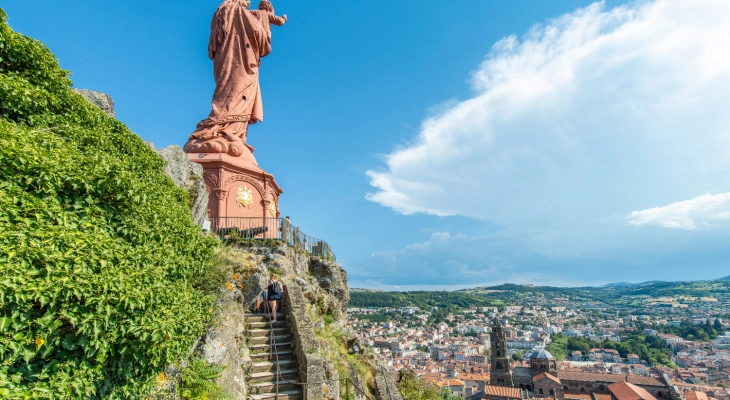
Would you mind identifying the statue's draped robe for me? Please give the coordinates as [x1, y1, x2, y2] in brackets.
[191, 1, 284, 141]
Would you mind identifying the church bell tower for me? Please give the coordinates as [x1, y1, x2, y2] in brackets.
[490, 317, 514, 387]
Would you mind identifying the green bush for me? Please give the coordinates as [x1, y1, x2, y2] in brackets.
[0, 8, 218, 399]
[396, 372, 461, 400]
[178, 359, 227, 400]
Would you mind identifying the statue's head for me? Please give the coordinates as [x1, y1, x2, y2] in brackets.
[258, 0, 273, 12]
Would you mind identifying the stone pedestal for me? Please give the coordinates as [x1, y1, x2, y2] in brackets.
[187, 149, 282, 222]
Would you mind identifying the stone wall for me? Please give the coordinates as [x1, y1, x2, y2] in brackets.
[374, 368, 403, 400]
[285, 284, 340, 399]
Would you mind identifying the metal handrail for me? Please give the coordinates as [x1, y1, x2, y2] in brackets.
[381, 365, 394, 400]
[259, 298, 374, 400]
[211, 217, 336, 261]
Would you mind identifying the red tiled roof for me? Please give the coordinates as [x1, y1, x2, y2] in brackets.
[685, 391, 709, 400]
[557, 371, 626, 383]
[608, 381, 657, 400]
[627, 376, 664, 386]
[565, 394, 593, 400]
[482, 385, 523, 399]
[436, 379, 465, 387]
[595, 394, 613, 400]
[534, 372, 561, 384]
[460, 373, 490, 381]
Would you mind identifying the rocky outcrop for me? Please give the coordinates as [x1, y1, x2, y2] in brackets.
[232, 241, 349, 314]
[195, 296, 249, 399]
[156, 145, 209, 227]
[72, 88, 115, 117]
[309, 257, 350, 315]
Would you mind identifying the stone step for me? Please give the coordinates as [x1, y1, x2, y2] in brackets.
[248, 320, 289, 330]
[245, 314, 288, 323]
[248, 342, 293, 354]
[247, 389, 302, 400]
[248, 369, 299, 384]
[248, 381, 303, 395]
[251, 358, 298, 374]
[249, 334, 291, 346]
[248, 327, 290, 338]
[251, 350, 296, 361]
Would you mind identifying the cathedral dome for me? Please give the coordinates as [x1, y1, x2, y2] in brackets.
[530, 348, 554, 360]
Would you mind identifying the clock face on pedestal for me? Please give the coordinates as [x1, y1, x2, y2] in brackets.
[237, 186, 253, 208]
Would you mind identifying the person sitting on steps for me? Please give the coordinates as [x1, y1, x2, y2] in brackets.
[267, 273, 283, 322]
[254, 289, 267, 314]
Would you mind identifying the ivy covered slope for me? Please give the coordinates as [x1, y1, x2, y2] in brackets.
[0, 9, 218, 399]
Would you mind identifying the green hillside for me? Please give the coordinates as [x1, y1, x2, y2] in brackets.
[350, 278, 730, 311]
[0, 9, 218, 398]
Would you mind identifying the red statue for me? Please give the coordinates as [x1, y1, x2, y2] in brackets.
[185, 0, 287, 157]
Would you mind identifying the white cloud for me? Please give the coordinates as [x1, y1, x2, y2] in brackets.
[366, 0, 730, 227]
[628, 193, 730, 229]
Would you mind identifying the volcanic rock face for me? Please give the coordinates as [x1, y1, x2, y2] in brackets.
[72, 88, 115, 118]
[156, 145, 209, 227]
[231, 241, 350, 315]
[309, 257, 350, 314]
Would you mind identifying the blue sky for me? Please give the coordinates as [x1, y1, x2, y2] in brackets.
[6, 0, 730, 289]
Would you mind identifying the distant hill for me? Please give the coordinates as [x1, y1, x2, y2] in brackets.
[352, 278, 730, 309]
[603, 282, 633, 287]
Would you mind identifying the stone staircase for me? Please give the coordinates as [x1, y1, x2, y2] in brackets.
[245, 313, 303, 400]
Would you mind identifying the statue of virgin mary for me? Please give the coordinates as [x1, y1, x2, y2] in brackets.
[184, 0, 286, 157]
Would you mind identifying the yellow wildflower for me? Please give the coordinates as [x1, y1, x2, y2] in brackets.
[232, 274, 240, 280]
[156, 371, 167, 384]
[35, 337, 45, 349]
[225, 282, 234, 291]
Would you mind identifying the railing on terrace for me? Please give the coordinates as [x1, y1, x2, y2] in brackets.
[209, 217, 335, 261]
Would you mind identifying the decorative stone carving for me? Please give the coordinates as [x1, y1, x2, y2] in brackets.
[223, 174, 265, 197]
[203, 172, 220, 188]
[268, 198, 277, 217]
[214, 188, 228, 201]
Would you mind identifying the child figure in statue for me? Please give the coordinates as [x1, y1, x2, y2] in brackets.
[252, 0, 287, 44]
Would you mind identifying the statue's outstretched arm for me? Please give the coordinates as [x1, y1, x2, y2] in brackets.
[270, 13, 287, 26]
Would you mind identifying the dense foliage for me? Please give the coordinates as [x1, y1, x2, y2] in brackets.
[547, 333, 674, 366]
[178, 359, 227, 400]
[656, 320, 721, 341]
[396, 372, 461, 400]
[0, 9, 218, 398]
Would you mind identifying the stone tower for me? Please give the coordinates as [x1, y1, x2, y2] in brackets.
[490, 318, 514, 387]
